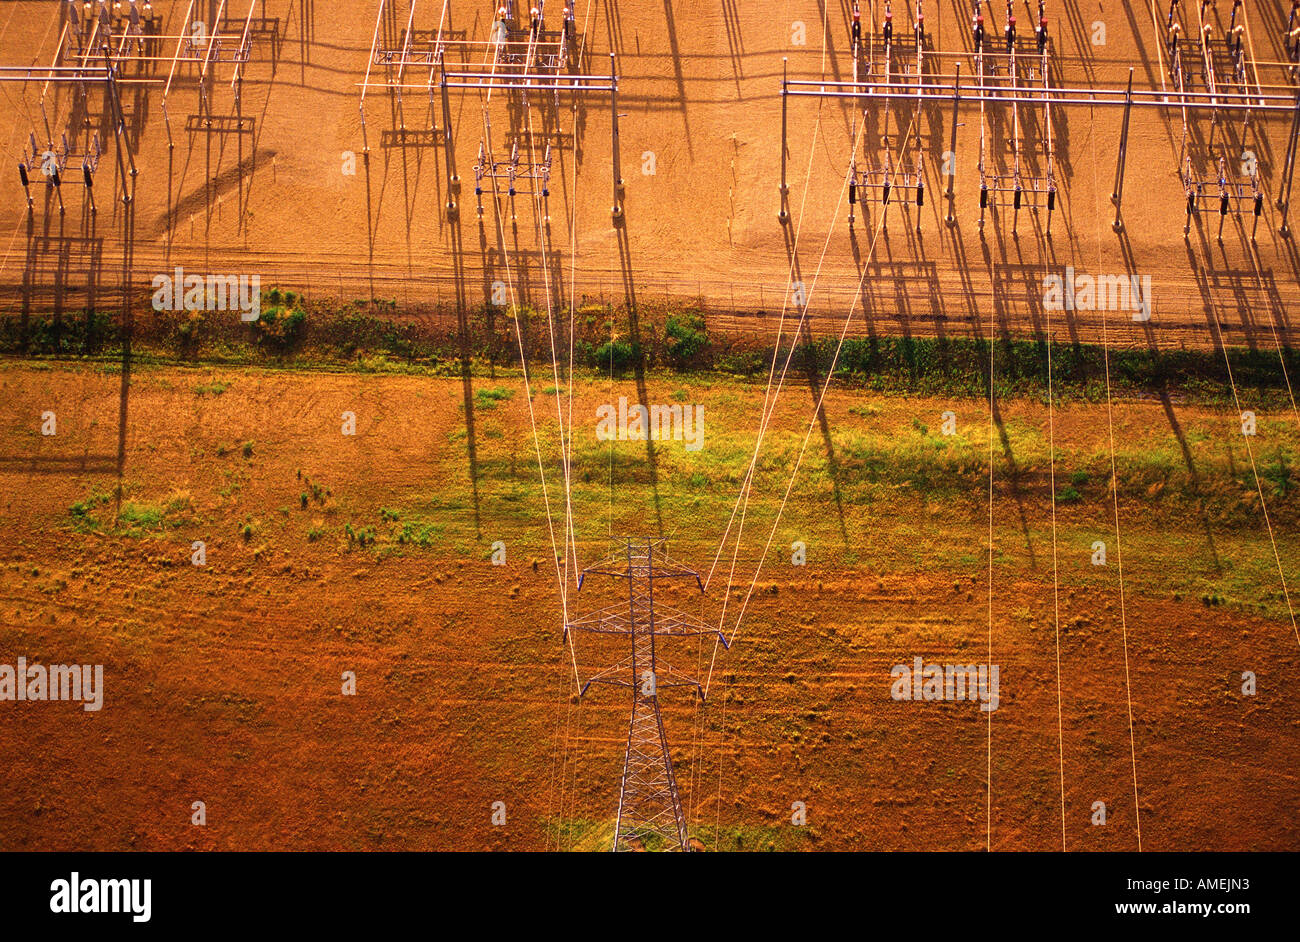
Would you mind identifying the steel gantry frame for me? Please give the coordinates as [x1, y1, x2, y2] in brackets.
[1164, 1, 1272, 239]
[972, 0, 1056, 236]
[359, 0, 458, 153]
[358, 1, 617, 220]
[778, 0, 1300, 239]
[565, 538, 730, 852]
[58, 1, 273, 147]
[6, 2, 149, 214]
[4, 63, 137, 214]
[846, 1, 930, 230]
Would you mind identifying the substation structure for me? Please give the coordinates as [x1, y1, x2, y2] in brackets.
[359, 0, 623, 221]
[780, 0, 1300, 239]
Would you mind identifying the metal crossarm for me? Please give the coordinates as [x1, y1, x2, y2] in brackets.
[473, 141, 552, 201]
[1182, 154, 1265, 239]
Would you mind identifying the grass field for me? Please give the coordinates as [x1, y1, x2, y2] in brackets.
[1, 355, 1297, 850]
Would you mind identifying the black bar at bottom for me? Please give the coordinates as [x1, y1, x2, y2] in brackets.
[0, 851, 1284, 932]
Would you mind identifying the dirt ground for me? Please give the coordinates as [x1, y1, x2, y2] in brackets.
[0, 1, 1298, 348]
[0, 360, 1297, 850]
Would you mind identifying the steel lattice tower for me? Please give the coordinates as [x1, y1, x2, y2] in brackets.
[565, 538, 729, 851]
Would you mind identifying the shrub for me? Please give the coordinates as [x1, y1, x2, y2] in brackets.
[254, 289, 307, 353]
[592, 338, 639, 373]
[665, 313, 708, 368]
[119, 503, 163, 529]
[474, 387, 514, 410]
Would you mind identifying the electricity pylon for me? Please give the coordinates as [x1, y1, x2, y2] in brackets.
[565, 537, 729, 851]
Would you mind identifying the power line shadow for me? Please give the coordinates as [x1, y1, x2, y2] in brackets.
[1119, 226, 1223, 572]
[796, 312, 849, 551]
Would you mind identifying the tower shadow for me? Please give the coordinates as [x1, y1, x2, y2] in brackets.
[448, 207, 483, 539]
[615, 209, 665, 538]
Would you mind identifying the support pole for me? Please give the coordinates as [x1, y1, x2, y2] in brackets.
[848, 109, 857, 228]
[1112, 68, 1133, 232]
[611, 52, 623, 220]
[18, 163, 33, 211]
[1279, 89, 1300, 237]
[440, 76, 458, 217]
[945, 63, 960, 227]
[779, 57, 790, 224]
[1218, 158, 1229, 243]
